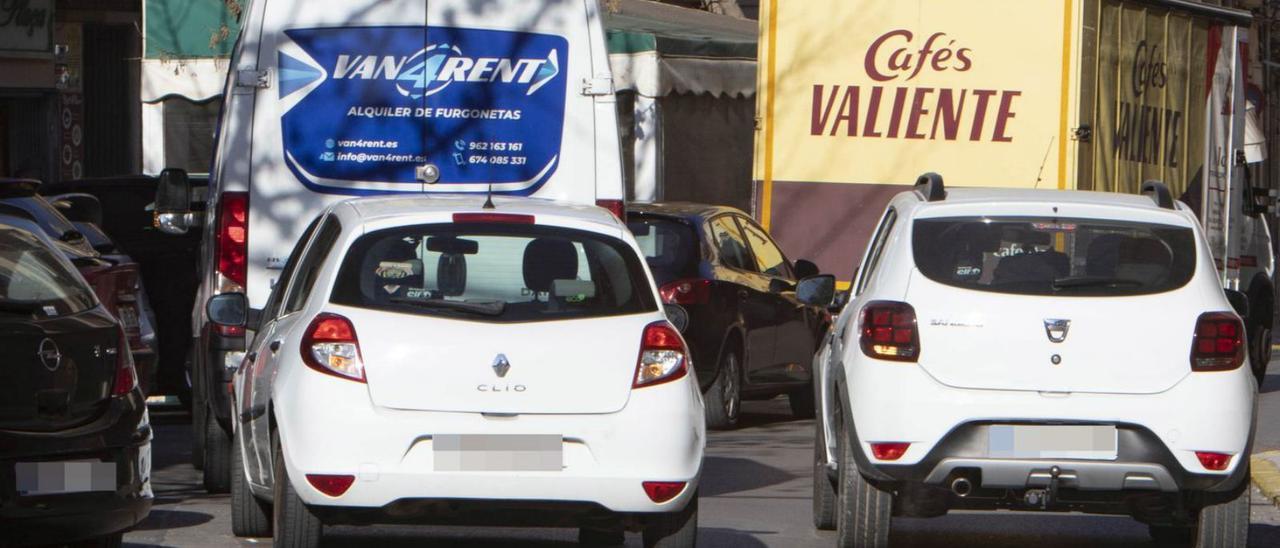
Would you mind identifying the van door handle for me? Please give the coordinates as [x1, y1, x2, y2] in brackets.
[269, 340, 282, 353]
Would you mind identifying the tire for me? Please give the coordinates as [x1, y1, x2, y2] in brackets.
[702, 350, 741, 430]
[190, 361, 205, 471]
[578, 527, 625, 546]
[1249, 320, 1271, 388]
[1193, 482, 1249, 548]
[273, 434, 323, 548]
[232, 430, 273, 538]
[642, 495, 698, 548]
[834, 411, 892, 547]
[813, 414, 838, 530]
[789, 384, 816, 419]
[202, 404, 232, 494]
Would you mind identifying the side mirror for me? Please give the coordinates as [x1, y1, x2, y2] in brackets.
[51, 194, 103, 226]
[206, 293, 248, 329]
[155, 168, 194, 235]
[1225, 289, 1250, 318]
[794, 259, 820, 280]
[796, 275, 837, 307]
[664, 303, 690, 333]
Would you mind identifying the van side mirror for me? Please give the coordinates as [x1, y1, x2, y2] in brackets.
[155, 168, 196, 235]
[206, 293, 248, 328]
[797, 275, 837, 307]
[1224, 289, 1250, 318]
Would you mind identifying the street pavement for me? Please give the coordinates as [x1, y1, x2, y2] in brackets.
[125, 371, 1280, 547]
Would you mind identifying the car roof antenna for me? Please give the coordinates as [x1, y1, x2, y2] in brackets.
[482, 183, 496, 210]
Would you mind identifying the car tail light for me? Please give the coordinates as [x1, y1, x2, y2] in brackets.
[1190, 312, 1244, 372]
[870, 442, 910, 461]
[659, 279, 712, 305]
[306, 474, 355, 497]
[1195, 451, 1233, 471]
[452, 212, 535, 224]
[860, 301, 920, 362]
[597, 199, 626, 222]
[301, 313, 365, 382]
[634, 322, 688, 388]
[642, 481, 686, 503]
[111, 328, 137, 397]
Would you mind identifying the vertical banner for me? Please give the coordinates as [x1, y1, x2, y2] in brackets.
[1202, 26, 1244, 286]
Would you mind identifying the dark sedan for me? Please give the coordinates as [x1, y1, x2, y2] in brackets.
[0, 215, 152, 546]
[628, 203, 830, 429]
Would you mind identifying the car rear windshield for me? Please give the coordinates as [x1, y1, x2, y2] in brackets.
[626, 216, 698, 285]
[0, 227, 96, 316]
[331, 223, 658, 322]
[912, 217, 1197, 296]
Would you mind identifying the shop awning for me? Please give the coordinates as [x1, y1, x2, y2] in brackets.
[141, 0, 240, 103]
[605, 0, 757, 98]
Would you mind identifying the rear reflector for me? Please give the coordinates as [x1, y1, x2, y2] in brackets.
[452, 212, 535, 224]
[306, 474, 355, 497]
[860, 301, 920, 362]
[870, 442, 910, 461]
[659, 279, 712, 305]
[1190, 312, 1244, 372]
[642, 481, 686, 503]
[1195, 451, 1232, 471]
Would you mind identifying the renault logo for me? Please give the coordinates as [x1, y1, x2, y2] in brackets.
[492, 354, 511, 378]
[1044, 319, 1071, 343]
[38, 339, 62, 372]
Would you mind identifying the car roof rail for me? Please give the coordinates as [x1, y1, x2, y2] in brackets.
[914, 172, 946, 202]
[1140, 180, 1175, 210]
[0, 178, 40, 199]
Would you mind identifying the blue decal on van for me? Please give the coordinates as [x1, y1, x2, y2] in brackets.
[279, 26, 568, 195]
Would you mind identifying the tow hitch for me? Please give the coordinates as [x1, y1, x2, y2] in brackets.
[1024, 466, 1062, 509]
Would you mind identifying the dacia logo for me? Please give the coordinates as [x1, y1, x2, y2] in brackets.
[332, 44, 561, 99]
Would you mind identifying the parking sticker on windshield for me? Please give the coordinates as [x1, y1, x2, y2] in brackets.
[277, 26, 569, 195]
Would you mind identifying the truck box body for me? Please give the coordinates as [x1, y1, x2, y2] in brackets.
[754, 0, 1269, 291]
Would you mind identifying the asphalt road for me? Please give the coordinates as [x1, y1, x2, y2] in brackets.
[125, 372, 1280, 547]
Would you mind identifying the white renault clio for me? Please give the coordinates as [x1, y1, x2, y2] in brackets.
[806, 175, 1257, 548]
[208, 196, 704, 547]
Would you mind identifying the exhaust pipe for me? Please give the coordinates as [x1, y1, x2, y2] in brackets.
[950, 477, 973, 497]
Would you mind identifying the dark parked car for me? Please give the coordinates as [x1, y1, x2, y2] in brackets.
[39, 175, 207, 403]
[627, 203, 831, 429]
[0, 214, 152, 546]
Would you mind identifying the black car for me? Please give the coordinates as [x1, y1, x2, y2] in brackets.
[0, 215, 152, 546]
[627, 203, 830, 429]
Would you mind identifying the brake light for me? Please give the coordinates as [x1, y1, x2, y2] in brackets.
[301, 313, 365, 382]
[216, 192, 249, 290]
[452, 212, 535, 224]
[1190, 312, 1244, 372]
[659, 279, 712, 305]
[306, 474, 355, 497]
[642, 481, 686, 503]
[597, 199, 626, 222]
[111, 328, 137, 396]
[634, 322, 688, 388]
[1195, 451, 1233, 471]
[860, 301, 920, 362]
[870, 442, 910, 461]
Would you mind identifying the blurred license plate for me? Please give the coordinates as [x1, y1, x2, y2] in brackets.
[15, 461, 116, 496]
[434, 434, 562, 472]
[988, 425, 1117, 460]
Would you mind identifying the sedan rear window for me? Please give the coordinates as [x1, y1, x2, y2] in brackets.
[0, 227, 96, 316]
[913, 217, 1196, 296]
[331, 223, 657, 322]
[626, 216, 698, 285]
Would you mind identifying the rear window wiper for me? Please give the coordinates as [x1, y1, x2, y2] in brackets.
[1051, 276, 1145, 290]
[389, 297, 506, 317]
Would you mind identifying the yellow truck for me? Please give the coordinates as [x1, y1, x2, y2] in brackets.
[754, 0, 1277, 373]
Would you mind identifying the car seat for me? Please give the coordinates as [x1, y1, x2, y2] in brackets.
[523, 238, 578, 311]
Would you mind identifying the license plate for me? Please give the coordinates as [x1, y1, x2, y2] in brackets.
[15, 461, 116, 496]
[433, 434, 562, 472]
[987, 425, 1117, 460]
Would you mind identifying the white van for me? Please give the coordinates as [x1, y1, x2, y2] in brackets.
[154, 0, 625, 493]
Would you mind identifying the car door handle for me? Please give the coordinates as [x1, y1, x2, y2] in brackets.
[269, 340, 282, 353]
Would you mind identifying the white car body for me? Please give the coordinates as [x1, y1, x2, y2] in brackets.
[231, 196, 703, 541]
[813, 183, 1257, 544]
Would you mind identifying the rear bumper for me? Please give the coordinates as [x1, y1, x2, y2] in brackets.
[0, 491, 151, 545]
[272, 365, 705, 515]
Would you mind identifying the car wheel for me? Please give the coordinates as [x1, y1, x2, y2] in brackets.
[232, 430, 273, 538]
[203, 405, 232, 493]
[1193, 481, 1249, 548]
[1250, 321, 1271, 387]
[578, 526, 625, 546]
[835, 410, 892, 547]
[813, 410, 838, 530]
[273, 433, 323, 548]
[642, 495, 698, 548]
[789, 384, 816, 419]
[703, 350, 741, 430]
